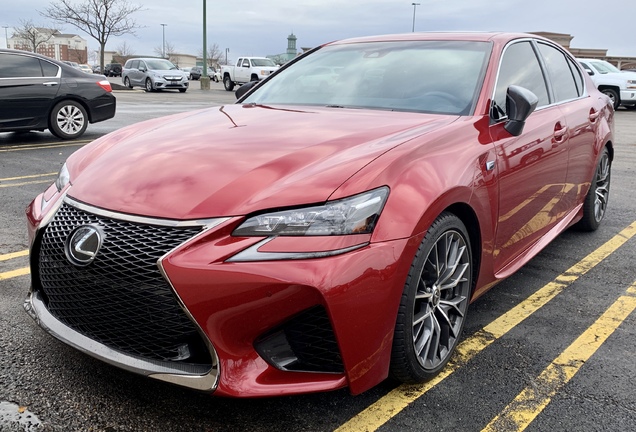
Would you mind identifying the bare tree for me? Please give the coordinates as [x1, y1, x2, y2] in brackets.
[204, 43, 223, 68]
[268, 54, 287, 66]
[153, 41, 178, 65]
[69, 47, 87, 63]
[40, 0, 143, 73]
[13, 19, 56, 53]
[114, 40, 135, 64]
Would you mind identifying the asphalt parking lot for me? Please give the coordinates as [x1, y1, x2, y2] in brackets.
[1, 86, 635, 431]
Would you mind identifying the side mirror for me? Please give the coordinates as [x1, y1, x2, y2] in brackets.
[235, 81, 258, 99]
[504, 85, 538, 136]
[139, 67, 146, 72]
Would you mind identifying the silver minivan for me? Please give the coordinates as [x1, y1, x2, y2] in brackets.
[122, 58, 189, 92]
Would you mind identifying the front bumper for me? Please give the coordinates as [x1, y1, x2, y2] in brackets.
[152, 75, 189, 90]
[25, 191, 416, 396]
[620, 89, 636, 106]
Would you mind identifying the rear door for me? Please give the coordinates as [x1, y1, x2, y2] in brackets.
[0, 52, 60, 130]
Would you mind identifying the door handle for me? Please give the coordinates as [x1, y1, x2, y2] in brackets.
[553, 123, 568, 143]
[42, 82, 58, 87]
[589, 108, 600, 123]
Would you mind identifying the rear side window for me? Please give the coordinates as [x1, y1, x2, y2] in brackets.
[537, 43, 580, 102]
[0, 53, 43, 78]
[40, 60, 59, 77]
[493, 41, 549, 119]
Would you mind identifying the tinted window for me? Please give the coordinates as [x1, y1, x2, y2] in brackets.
[567, 57, 584, 96]
[493, 41, 549, 119]
[40, 60, 59, 77]
[0, 53, 43, 78]
[537, 43, 579, 102]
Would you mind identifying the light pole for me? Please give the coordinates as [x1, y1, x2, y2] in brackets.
[411, 3, 420, 32]
[200, 0, 211, 90]
[160, 23, 167, 58]
[225, 48, 229, 65]
[2, 26, 9, 49]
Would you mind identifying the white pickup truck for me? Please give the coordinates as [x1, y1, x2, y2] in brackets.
[577, 58, 636, 110]
[221, 57, 279, 91]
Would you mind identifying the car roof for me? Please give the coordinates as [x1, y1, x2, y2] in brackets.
[326, 31, 545, 46]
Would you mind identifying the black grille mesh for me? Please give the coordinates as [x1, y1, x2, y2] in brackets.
[37, 202, 211, 365]
[284, 307, 344, 373]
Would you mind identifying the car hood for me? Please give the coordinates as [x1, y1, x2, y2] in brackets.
[67, 104, 457, 219]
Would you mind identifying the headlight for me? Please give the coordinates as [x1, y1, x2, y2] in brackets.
[627, 80, 636, 89]
[233, 186, 389, 237]
[55, 163, 70, 192]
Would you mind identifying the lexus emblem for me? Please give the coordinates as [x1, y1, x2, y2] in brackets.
[65, 225, 104, 266]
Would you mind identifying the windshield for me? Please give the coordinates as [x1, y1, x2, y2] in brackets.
[145, 59, 179, 70]
[590, 60, 621, 74]
[251, 58, 277, 67]
[243, 41, 491, 115]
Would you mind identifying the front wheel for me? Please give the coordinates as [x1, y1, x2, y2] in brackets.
[390, 212, 472, 383]
[145, 78, 154, 92]
[49, 100, 88, 140]
[223, 75, 235, 91]
[601, 88, 620, 110]
[179, 88, 187, 93]
[576, 147, 611, 231]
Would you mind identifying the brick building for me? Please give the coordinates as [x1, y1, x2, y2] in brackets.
[8, 28, 88, 64]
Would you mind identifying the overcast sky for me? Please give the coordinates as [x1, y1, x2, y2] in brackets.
[2, 0, 635, 63]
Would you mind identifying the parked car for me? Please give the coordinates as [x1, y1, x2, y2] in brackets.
[25, 32, 613, 398]
[210, 67, 221, 82]
[189, 66, 202, 80]
[221, 56, 279, 91]
[122, 58, 189, 92]
[62, 60, 81, 69]
[577, 58, 636, 109]
[0, 49, 116, 139]
[104, 63, 122, 77]
[78, 64, 93, 74]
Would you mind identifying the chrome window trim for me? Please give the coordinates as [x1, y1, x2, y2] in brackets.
[490, 37, 587, 124]
[0, 51, 61, 79]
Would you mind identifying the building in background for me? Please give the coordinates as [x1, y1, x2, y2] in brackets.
[267, 33, 298, 65]
[8, 28, 88, 63]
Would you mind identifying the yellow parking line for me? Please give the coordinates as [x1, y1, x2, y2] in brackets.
[335, 221, 636, 432]
[0, 250, 29, 261]
[0, 179, 54, 188]
[0, 267, 30, 280]
[0, 172, 56, 182]
[0, 142, 86, 152]
[482, 282, 636, 432]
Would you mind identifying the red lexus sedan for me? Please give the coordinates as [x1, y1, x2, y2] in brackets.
[25, 32, 613, 397]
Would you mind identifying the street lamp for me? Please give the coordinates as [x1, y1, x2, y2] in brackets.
[2, 26, 9, 49]
[160, 23, 167, 58]
[411, 3, 420, 32]
[225, 48, 229, 65]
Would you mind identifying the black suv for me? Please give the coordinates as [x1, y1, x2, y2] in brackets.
[189, 66, 202, 80]
[104, 63, 122, 77]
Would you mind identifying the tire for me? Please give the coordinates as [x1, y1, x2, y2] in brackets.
[145, 78, 154, 92]
[223, 75, 235, 91]
[390, 212, 472, 383]
[576, 147, 611, 231]
[49, 100, 88, 140]
[179, 88, 187, 93]
[124, 76, 132, 89]
[601, 88, 620, 110]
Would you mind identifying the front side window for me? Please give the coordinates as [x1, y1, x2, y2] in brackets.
[0, 54, 43, 78]
[243, 40, 492, 116]
[537, 42, 580, 102]
[493, 41, 549, 120]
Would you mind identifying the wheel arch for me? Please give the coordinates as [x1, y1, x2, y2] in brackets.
[444, 202, 482, 298]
